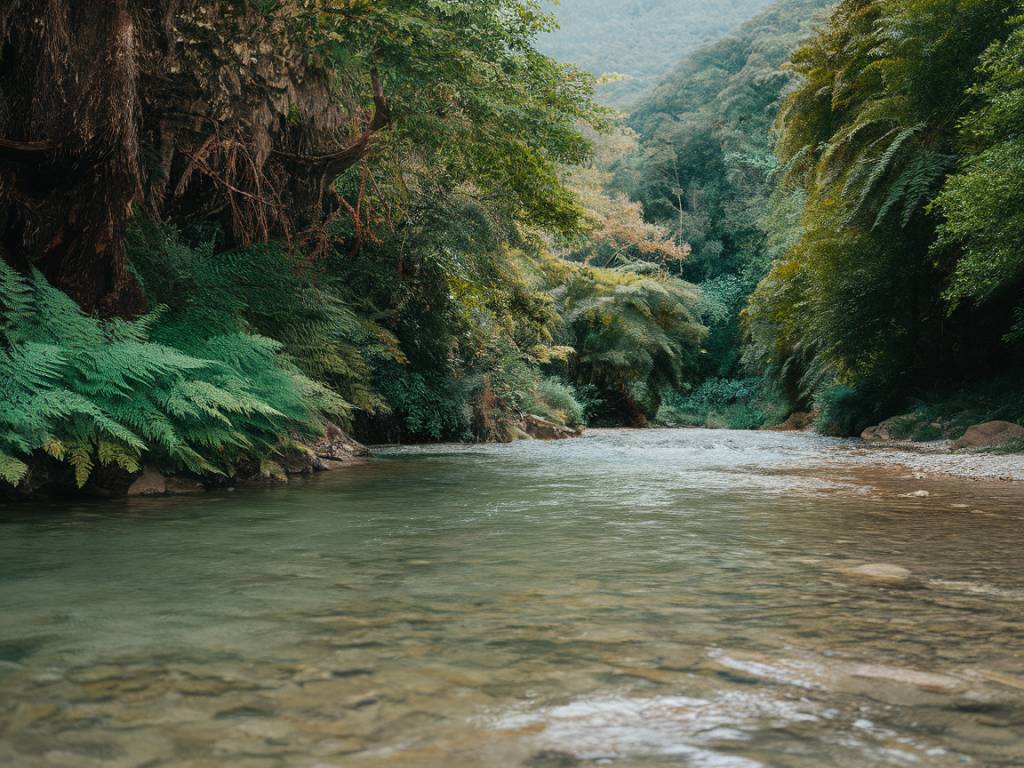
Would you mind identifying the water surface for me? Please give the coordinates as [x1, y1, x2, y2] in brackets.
[1, 429, 1023, 767]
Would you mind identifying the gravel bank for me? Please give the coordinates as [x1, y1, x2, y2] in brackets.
[833, 441, 1024, 482]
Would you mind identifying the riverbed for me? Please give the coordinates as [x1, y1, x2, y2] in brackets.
[1, 429, 1023, 767]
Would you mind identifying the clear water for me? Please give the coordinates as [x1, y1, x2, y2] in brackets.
[1, 429, 1023, 767]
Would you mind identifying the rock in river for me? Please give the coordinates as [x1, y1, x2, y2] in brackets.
[126, 467, 167, 497]
[951, 420, 1024, 450]
[838, 563, 915, 587]
[523, 415, 582, 441]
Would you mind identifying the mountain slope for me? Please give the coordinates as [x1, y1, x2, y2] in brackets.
[614, 0, 833, 423]
[539, 0, 775, 106]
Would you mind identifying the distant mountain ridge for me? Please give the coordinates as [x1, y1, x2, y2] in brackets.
[629, 0, 833, 133]
[539, 0, 776, 106]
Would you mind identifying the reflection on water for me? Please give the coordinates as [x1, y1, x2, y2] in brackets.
[1, 429, 1023, 767]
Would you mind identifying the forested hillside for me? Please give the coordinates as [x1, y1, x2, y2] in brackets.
[540, 0, 774, 106]
[0, 0, 706, 495]
[615, 0, 833, 428]
[619, 0, 1024, 438]
[746, 0, 1024, 437]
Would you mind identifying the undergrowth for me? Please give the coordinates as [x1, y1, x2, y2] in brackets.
[0, 261, 345, 488]
[657, 377, 789, 430]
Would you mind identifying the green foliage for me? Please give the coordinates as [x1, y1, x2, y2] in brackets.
[812, 384, 889, 438]
[0, 261, 343, 488]
[375, 365, 474, 443]
[745, 0, 1021, 428]
[558, 266, 706, 423]
[128, 223, 397, 415]
[934, 15, 1024, 336]
[616, 0, 830, 402]
[297, 0, 608, 236]
[658, 377, 789, 430]
[525, 377, 585, 429]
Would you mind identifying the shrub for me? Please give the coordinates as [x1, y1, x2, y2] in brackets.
[374, 365, 474, 443]
[812, 384, 889, 438]
[128, 223, 397, 415]
[558, 266, 706, 424]
[533, 377, 586, 428]
[0, 262, 345, 487]
[658, 377, 788, 430]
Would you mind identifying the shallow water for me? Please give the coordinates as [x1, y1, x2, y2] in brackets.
[1, 429, 1023, 767]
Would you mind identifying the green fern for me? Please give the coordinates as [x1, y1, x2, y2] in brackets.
[0, 258, 346, 489]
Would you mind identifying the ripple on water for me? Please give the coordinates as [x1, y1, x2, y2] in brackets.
[1, 428, 1024, 767]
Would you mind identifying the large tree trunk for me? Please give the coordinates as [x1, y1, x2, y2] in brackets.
[0, 0, 389, 317]
[0, 0, 147, 315]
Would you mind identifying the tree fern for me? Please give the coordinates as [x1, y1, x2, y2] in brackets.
[559, 265, 705, 419]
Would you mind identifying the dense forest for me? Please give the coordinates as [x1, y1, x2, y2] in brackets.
[613, 0, 1024, 440]
[2, 0, 1023, 497]
[745, 0, 1024, 438]
[617, 0, 833, 428]
[540, 0, 775, 106]
[0, 0, 707, 494]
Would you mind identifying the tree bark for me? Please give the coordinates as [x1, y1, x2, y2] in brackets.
[0, 0, 391, 317]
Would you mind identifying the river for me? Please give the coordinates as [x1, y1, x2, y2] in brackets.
[1, 429, 1023, 767]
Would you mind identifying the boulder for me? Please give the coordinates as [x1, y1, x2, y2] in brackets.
[275, 425, 370, 475]
[860, 416, 905, 443]
[126, 467, 167, 497]
[768, 411, 814, 432]
[312, 424, 370, 468]
[127, 469, 205, 496]
[522, 415, 582, 441]
[952, 421, 1024, 450]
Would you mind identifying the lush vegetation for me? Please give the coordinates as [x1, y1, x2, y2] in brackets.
[5, 0, 1023, 495]
[614, 0, 832, 428]
[746, 0, 1024, 436]
[608, 0, 1024, 438]
[0, 0, 709, 492]
[539, 0, 775, 106]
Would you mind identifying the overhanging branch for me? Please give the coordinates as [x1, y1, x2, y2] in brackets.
[272, 68, 391, 177]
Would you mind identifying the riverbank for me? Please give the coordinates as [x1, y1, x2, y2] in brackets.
[836, 439, 1024, 482]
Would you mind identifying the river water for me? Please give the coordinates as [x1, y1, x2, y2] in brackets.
[1, 429, 1023, 767]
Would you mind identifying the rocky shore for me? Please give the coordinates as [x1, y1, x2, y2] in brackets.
[2, 416, 587, 501]
[767, 412, 1024, 482]
[3, 425, 372, 502]
[854, 419, 1024, 482]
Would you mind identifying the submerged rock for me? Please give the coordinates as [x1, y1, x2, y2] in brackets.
[846, 663, 964, 694]
[951, 421, 1024, 450]
[837, 563, 915, 587]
